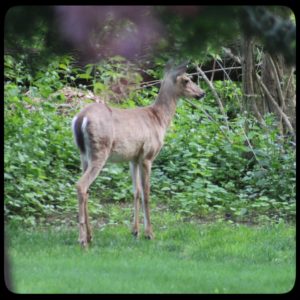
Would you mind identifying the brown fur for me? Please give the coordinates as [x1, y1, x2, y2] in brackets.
[148, 106, 164, 127]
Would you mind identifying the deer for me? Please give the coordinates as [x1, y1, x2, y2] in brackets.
[72, 61, 205, 247]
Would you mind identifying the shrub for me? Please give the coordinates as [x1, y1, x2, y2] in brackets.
[4, 55, 295, 225]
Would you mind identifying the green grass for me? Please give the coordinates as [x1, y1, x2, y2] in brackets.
[6, 220, 295, 294]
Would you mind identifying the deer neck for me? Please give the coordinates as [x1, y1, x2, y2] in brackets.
[152, 81, 179, 129]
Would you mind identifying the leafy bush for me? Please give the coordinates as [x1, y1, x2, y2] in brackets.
[152, 96, 295, 222]
[4, 82, 77, 225]
[4, 54, 295, 225]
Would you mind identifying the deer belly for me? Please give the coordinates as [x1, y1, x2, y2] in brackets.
[109, 141, 142, 163]
[109, 152, 130, 163]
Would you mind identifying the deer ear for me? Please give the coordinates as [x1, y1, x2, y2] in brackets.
[164, 59, 174, 73]
[172, 61, 189, 81]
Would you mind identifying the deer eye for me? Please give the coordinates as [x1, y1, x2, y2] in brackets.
[183, 79, 189, 85]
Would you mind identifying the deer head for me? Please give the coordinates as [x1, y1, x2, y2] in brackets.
[165, 61, 205, 100]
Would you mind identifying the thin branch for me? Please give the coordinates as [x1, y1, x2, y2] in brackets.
[215, 60, 232, 81]
[186, 68, 231, 141]
[196, 65, 229, 129]
[137, 80, 161, 90]
[222, 47, 241, 65]
[188, 66, 243, 77]
[283, 67, 295, 104]
[140, 79, 161, 85]
[227, 60, 239, 79]
[215, 60, 242, 108]
[134, 67, 244, 91]
[210, 59, 217, 82]
[183, 98, 233, 144]
[267, 55, 285, 110]
[256, 73, 295, 138]
[240, 123, 262, 165]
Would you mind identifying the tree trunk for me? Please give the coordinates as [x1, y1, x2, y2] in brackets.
[261, 53, 296, 135]
[241, 36, 263, 124]
[241, 35, 296, 137]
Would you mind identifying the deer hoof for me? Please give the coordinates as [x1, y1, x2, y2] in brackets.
[145, 231, 155, 240]
[78, 238, 88, 248]
[132, 229, 140, 238]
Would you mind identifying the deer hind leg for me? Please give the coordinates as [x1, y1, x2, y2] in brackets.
[80, 153, 88, 173]
[80, 154, 92, 242]
[139, 159, 154, 239]
[76, 155, 108, 248]
[130, 161, 141, 237]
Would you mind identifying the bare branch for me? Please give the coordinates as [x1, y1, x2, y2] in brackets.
[183, 98, 233, 144]
[138, 81, 161, 89]
[188, 66, 243, 77]
[133, 67, 244, 91]
[256, 73, 295, 138]
[215, 60, 243, 108]
[195, 66, 229, 129]
[267, 55, 285, 110]
[140, 79, 161, 85]
[210, 59, 217, 82]
[240, 123, 262, 166]
[222, 47, 241, 65]
[283, 67, 295, 104]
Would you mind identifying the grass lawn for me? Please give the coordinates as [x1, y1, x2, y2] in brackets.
[5, 220, 295, 294]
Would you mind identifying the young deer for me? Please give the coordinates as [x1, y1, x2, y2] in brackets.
[72, 62, 205, 247]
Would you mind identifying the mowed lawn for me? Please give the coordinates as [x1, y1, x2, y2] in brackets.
[5, 222, 295, 294]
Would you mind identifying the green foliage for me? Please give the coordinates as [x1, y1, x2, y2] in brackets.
[82, 56, 143, 102]
[4, 56, 79, 224]
[152, 95, 295, 222]
[4, 53, 75, 92]
[4, 54, 295, 225]
[4, 91, 77, 224]
[156, 6, 241, 59]
[239, 6, 295, 65]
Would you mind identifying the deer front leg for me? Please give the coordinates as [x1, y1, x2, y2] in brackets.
[130, 161, 141, 237]
[84, 192, 92, 243]
[140, 159, 154, 239]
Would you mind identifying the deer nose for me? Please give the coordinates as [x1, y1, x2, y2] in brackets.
[196, 92, 205, 100]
